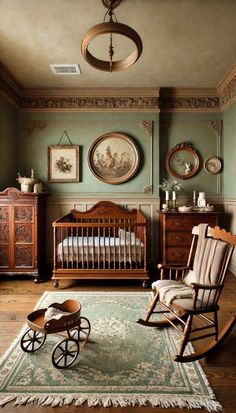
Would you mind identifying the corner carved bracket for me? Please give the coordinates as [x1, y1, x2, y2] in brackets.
[140, 120, 153, 137]
[209, 120, 222, 140]
[23, 120, 48, 137]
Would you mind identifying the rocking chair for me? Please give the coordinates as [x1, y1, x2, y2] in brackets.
[138, 224, 236, 362]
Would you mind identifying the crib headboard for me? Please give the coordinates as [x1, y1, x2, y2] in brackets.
[71, 201, 144, 224]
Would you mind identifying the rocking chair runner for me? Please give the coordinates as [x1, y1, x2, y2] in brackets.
[138, 224, 236, 363]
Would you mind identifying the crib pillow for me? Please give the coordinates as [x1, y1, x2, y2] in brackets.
[118, 228, 136, 243]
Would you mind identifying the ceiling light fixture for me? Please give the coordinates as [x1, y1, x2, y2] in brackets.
[81, 0, 143, 72]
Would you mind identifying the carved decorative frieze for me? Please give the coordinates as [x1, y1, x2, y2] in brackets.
[20, 96, 159, 111]
[15, 246, 32, 267]
[159, 96, 220, 111]
[15, 225, 32, 243]
[23, 120, 48, 137]
[15, 206, 33, 222]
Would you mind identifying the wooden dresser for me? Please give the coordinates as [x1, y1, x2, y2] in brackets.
[159, 210, 221, 265]
[0, 187, 48, 282]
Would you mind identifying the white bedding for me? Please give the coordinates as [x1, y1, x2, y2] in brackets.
[57, 236, 143, 263]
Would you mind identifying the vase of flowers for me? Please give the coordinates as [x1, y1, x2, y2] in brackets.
[159, 179, 183, 210]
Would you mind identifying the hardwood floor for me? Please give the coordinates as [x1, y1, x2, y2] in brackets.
[0, 273, 236, 413]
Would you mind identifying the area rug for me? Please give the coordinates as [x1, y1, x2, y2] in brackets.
[0, 291, 221, 410]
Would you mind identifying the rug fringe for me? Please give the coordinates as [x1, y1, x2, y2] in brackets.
[0, 393, 222, 411]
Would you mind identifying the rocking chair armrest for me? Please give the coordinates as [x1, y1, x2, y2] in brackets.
[158, 263, 190, 271]
[190, 282, 222, 291]
[191, 283, 223, 309]
[158, 264, 190, 281]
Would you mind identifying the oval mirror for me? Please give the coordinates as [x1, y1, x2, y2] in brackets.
[165, 142, 200, 180]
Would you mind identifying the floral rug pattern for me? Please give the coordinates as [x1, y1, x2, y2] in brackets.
[0, 291, 221, 410]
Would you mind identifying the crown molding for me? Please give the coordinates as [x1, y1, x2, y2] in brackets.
[21, 87, 160, 98]
[0, 62, 235, 112]
[159, 88, 219, 112]
[19, 88, 160, 112]
[217, 64, 236, 110]
[0, 62, 22, 108]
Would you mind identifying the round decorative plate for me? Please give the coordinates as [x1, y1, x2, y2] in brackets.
[204, 156, 222, 174]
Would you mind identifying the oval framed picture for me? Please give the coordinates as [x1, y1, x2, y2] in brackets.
[204, 156, 222, 174]
[88, 132, 140, 184]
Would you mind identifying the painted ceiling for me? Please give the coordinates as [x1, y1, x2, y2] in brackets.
[0, 0, 236, 90]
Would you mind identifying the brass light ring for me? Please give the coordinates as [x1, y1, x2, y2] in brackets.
[81, 22, 143, 72]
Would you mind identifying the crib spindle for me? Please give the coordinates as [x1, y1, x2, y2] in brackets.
[86, 226, 89, 269]
[81, 227, 84, 269]
[66, 227, 69, 268]
[92, 226, 95, 269]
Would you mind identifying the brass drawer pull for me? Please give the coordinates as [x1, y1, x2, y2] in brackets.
[171, 252, 185, 257]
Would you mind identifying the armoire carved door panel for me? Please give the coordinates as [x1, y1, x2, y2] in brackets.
[0, 205, 10, 268]
[15, 224, 33, 243]
[0, 223, 9, 242]
[15, 246, 33, 267]
[0, 188, 47, 282]
[15, 206, 33, 222]
[0, 246, 9, 267]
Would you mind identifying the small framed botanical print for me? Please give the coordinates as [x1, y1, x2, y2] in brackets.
[48, 145, 80, 182]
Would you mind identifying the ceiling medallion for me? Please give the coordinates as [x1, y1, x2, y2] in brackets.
[81, 0, 143, 72]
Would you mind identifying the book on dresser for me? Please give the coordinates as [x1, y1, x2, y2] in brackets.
[0, 187, 48, 282]
[159, 210, 221, 265]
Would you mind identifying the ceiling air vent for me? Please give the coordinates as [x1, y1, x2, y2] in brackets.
[50, 64, 81, 75]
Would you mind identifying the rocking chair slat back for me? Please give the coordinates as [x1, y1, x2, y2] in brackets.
[138, 224, 236, 362]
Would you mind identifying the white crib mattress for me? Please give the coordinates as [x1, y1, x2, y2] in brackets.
[57, 236, 143, 262]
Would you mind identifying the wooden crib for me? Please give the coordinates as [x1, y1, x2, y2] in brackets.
[52, 201, 148, 287]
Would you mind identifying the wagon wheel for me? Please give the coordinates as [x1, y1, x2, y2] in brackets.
[21, 328, 46, 353]
[52, 338, 80, 369]
[69, 316, 91, 343]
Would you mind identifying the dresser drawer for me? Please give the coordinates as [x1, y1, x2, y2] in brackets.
[166, 231, 192, 246]
[159, 211, 221, 265]
[165, 247, 190, 264]
[165, 215, 219, 231]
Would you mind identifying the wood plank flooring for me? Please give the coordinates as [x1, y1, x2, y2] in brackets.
[0, 274, 236, 413]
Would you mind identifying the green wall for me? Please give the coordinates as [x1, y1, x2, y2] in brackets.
[0, 97, 18, 190]
[223, 101, 236, 197]
[159, 112, 223, 197]
[18, 112, 159, 198]
[0, 100, 235, 200]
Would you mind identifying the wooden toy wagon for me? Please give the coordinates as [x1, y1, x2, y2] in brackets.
[20, 299, 91, 369]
